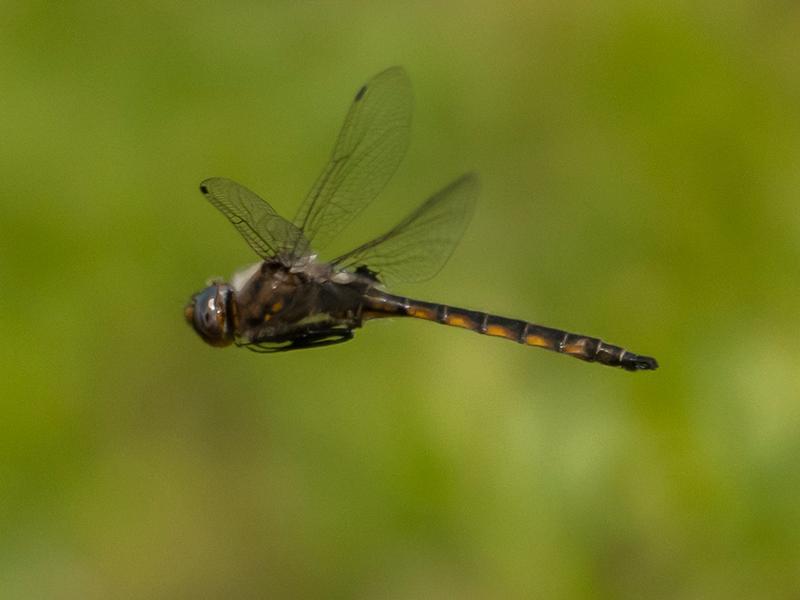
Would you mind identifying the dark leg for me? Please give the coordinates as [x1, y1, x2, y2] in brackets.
[239, 329, 354, 353]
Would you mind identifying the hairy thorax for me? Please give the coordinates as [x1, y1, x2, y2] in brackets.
[232, 258, 374, 343]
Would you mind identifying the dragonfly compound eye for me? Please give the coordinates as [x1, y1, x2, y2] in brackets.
[186, 284, 234, 347]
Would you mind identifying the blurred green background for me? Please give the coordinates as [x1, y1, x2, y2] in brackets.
[2, 1, 799, 598]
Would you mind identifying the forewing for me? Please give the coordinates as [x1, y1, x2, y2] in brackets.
[199, 177, 309, 259]
[332, 173, 479, 285]
[291, 66, 413, 253]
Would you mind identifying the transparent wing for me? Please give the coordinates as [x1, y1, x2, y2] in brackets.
[331, 173, 479, 285]
[291, 66, 413, 254]
[199, 177, 309, 259]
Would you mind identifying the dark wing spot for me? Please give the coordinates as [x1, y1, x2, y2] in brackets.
[199, 184, 209, 194]
[354, 85, 367, 101]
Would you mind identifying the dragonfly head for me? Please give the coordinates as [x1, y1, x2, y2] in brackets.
[185, 283, 235, 347]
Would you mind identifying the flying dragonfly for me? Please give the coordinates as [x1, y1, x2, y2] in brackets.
[185, 67, 658, 371]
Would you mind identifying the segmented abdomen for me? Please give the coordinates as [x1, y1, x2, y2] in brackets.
[361, 291, 657, 371]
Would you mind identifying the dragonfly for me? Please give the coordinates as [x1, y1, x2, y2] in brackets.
[185, 67, 658, 371]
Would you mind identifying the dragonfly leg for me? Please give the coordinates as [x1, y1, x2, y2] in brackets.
[285, 328, 354, 350]
[240, 328, 354, 353]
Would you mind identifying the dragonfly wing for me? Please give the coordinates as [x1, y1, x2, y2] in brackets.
[291, 66, 413, 253]
[331, 173, 479, 285]
[199, 177, 309, 259]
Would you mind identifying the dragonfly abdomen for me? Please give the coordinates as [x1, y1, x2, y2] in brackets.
[362, 291, 657, 371]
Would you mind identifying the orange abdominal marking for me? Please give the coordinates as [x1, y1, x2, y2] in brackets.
[563, 341, 588, 355]
[525, 334, 550, 348]
[445, 314, 473, 328]
[485, 324, 513, 339]
[408, 306, 435, 320]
